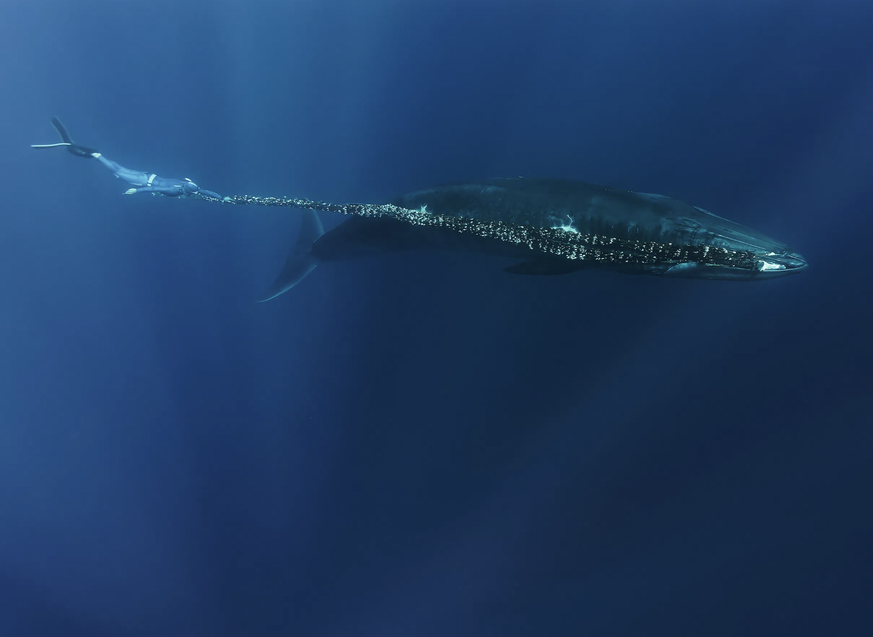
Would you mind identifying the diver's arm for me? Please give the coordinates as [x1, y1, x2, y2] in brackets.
[124, 185, 185, 196]
[197, 188, 222, 200]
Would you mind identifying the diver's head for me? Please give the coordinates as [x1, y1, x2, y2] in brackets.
[183, 178, 200, 195]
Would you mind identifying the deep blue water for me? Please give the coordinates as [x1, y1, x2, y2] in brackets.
[1, 1, 871, 635]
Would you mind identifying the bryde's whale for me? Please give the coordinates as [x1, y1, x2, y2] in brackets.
[257, 178, 807, 302]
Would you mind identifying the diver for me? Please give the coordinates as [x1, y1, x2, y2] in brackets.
[32, 117, 227, 201]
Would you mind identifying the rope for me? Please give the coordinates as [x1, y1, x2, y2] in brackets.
[194, 192, 758, 270]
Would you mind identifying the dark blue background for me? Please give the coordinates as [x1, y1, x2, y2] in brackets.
[1, 1, 871, 635]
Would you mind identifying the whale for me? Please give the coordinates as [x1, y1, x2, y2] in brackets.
[259, 178, 808, 301]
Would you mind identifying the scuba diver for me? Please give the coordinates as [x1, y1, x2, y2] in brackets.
[32, 117, 226, 201]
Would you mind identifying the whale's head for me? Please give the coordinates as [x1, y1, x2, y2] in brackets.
[661, 206, 808, 280]
[662, 248, 808, 280]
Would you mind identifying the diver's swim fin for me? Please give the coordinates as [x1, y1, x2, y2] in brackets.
[51, 117, 75, 144]
[30, 117, 98, 157]
[259, 209, 325, 302]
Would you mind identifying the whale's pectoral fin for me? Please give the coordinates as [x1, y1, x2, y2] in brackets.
[258, 209, 325, 302]
[503, 259, 583, 275]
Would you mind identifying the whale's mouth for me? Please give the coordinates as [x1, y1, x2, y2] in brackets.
[662, 249, 808, 280]
[754, 251, 808, 275]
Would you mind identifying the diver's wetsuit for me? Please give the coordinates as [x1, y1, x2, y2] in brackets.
[32, 117, 223, 201]
[91, 153, 222, 200]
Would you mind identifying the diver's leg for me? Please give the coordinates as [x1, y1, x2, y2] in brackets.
[91, 153, 151, 186]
